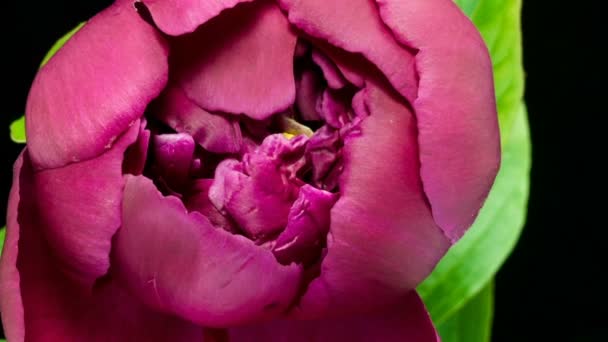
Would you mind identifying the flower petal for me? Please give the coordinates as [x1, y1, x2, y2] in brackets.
[230, 291, 438, 342]
[172, 0, 297, 120]
[26, 2, 168, 170]
[374, 0, 501, 241]
[152, 86, 243, 154]
[295, 70, 323, 121]
[293, 82, 450, 318]
[123, 119, 151, 175]
[311, 49, 348, 89]
[273, 185, 338, 265]
[183, 179, 239, 233]
[32, 122, 139, 285]
[278, 0, 418, 102]
[151, 133, 196, 192]
[0, 152, 26, 342]
[0, 151, 203, 341]
[141, 0, 254, 35]
[209, 134, 307, 240]
[115, 175, 302, 327]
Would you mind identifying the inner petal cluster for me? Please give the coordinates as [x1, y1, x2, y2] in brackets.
[124, 30, 366, 268]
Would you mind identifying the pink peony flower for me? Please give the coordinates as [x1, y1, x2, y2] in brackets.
[1, 0, 499, 340]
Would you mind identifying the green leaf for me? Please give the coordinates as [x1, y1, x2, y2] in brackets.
[437, 281, 494, 342]
[0, 227, 6, 258]
[8, 22, 86, 144]
[419, 0, 529, 325]
[40, 22, 85, 67]
[9, 116, 26, 144]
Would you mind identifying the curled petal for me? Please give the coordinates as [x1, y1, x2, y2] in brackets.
[32, 122, 139, 285]
[142, 0, 254, 35]
[293, 82, 450, 318]
[183, 179, 239, 233]
[273, 185, 338, 265]
[26, 2, 168, 169]
[123, 119, 151, 175]
[153, 86, 243, 154]
[0, 152, 203, 341]
[151, 133, 196, 192]
[296, 70, 323, 121]
[278, 0, 418, 102]
[374, 0, 500, 241]
[0, 152, 26, 342]
[311, 49, 348, 89]
[173, 0, 297, 120]
[115, 175, 302, 327]
[230, 291, 438, 342]
[210, 135, 307, 239]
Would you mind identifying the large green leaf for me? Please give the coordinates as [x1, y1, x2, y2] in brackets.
[438, 281, 494, 342]
[9, 22, 85, 144]
[419, 0, 529, 324]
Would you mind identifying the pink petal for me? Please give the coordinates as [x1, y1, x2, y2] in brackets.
[296, 70, 323, 121]
[374, 0, 501, 241]
[26, 2, 168, 170]
[141, 0, 254, 35]
[183, 179, 239, 233]
[318, 89, 351, 129]
[0, 152, 26, 342]
[172, 0, 297, 120]
[278, 0, 418, 102]
[0, 151, 203, 341]
[209, 135, 307, 240]
[272, 185, 338, 265]
[311, 49, 348, 89]
[151, 133, 196, 192]
[123, 119, 151, 175]
[114, 175, 302, 327]
[32, 122, 139, 285]
[292, 82, 450, 318]
[230, 291, 438, 342]
[153, 86, 243, 154]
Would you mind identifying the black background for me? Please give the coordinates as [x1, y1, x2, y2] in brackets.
[0, 1, 604, 341]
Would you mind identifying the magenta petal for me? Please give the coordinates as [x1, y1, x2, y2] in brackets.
[152, 133, 196, 192]
[123, 119, 151, 175]
[115, 175, 302, 327]
[312, 49, 348, 89]
[0, 151, 203, 341]
[183, 179, 239, 233]
[142, 0, 254, 35]
[0, 153, 26, 341]
[26, 2, 168, 170]
[32, 122, 139, 285]
[293, 82, 450, 318]
[173, 0, 297, 120]
[306, 125, 342, 189]
[153, 86, 243, 154]
[374, 0, 501, 241]
[209, 135, 307, 239]
[318, 89, 351, 129]
[278, 0, 418, 102]
[231, 291, 438, 341]
[273, 185, 338, 265]
[296, 70, 323, 121]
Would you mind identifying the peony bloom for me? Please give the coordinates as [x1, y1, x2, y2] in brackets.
[1, 0, 499, 340]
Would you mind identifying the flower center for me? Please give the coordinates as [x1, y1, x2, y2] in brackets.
[125, 39, 367, 267]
